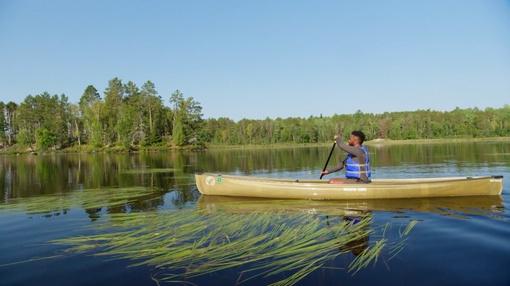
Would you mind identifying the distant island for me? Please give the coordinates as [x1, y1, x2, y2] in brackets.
[0, 77, 509, 154]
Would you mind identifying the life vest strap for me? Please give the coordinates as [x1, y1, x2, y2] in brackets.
[346, 170, 370, 174]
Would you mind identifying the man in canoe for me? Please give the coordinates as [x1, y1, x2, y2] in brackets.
[320, 130, 372, 184]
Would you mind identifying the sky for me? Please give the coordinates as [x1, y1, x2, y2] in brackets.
[1, 0, 509, 120]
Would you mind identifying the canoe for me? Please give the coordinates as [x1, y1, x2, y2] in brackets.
[195, 173, 504, 200]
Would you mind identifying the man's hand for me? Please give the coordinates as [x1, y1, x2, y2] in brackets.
[321, 169, 329, 176]
[334, 134, 340, 140]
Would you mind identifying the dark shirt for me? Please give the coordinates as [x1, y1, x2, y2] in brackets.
[328, 138, 370, 183]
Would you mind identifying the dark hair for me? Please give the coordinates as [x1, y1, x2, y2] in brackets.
[351, 130, 366, 144]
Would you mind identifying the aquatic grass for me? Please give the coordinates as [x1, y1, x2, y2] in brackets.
[1, 188, 419, 285]
[348, 239, 386, 274]
[0, 187, 163, 215]
[0, 255, 63, 268]
[402, 220, 419, 237]
[50, 208, 415, 286]
[386, 220, 420, 261]
[120, 168, 177, 174]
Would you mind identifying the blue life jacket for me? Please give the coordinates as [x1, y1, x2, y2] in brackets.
[345, 145, 371, 179]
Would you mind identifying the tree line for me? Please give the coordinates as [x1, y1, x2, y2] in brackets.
[204, 106, 510, 145]
[0, 78, 203, 151]
[0, 78, 509, 151]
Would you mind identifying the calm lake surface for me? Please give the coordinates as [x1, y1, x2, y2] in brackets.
[0, 142, 509, 286]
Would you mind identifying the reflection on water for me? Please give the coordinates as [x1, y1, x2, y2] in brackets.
[0, 187, 166, 220]
[341, 216, 370, 257]
[197, 195, 504, 218]
[0, 141, 509, 286]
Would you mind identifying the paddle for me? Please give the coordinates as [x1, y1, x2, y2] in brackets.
[320, 142, 336, 179]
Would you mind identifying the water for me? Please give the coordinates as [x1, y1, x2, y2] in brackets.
[0, 141, 509, 286]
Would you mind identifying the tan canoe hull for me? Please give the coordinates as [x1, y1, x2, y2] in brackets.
[195, 173, 503, 200]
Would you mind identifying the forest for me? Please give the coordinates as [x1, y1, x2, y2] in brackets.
[0, 78, 509, 151]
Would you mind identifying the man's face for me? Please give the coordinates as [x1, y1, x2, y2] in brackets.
[348, 134, 359, 146]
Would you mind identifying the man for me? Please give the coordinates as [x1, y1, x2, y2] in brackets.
[321, 130, 371, 183]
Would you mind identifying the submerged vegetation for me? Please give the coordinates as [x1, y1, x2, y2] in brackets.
[51, 208, 417, 286]
[120, 168, 177, 174]
[0, 78, 509, 153]
[0, 186, 163, 216]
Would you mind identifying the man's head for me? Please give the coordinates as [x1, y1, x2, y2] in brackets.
[348, 130, 366, 146]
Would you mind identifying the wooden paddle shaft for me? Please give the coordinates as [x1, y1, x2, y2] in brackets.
[320, 142, 336, 179]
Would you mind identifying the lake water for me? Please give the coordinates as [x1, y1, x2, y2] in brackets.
[0, 142, 509, 286]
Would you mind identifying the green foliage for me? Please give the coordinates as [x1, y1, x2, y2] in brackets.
[141, 81, 165, 145]
[13, 92, 71, 149]
[16, 128, 33, 147]
[79, 85, 102, 147]
[103, 78, 124, 145]
[116, 103, 136, 149]
[89, 101, 103, 147]
[172, 115, 185, 146]
[79, 85, 100, 108]
[69, 105, 82, 146]
[35, 128, 57, 151]
[170, 90, 205, 147]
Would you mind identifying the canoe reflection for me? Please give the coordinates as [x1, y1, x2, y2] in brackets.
[322, 214, 370, 257]
[197, 195, 504, 217]
[341, 216, 369, 256]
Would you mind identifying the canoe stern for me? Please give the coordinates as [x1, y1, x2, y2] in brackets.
[490, 175, 504, 195]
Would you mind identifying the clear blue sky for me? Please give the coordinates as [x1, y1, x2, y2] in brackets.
[1, 0, 509, 120]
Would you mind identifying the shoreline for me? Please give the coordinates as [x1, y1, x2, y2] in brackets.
[1, 136, 508, 155]
[206, 136, 510, 150]
[364, 136, 510, 146]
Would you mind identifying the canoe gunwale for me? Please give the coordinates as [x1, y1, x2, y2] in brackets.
[195, 173, 503, 186]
